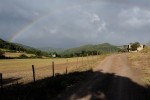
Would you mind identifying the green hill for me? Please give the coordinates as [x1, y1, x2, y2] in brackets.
[0, 38, 120, 58]
[0, 38, 26, 52]
[0, 38, 48, 58]
[59, 43, 120, 57]
[0, 38, 36, 52]
[38, 47, 65, 53]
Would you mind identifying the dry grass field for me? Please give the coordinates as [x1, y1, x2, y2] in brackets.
[5, 52, 35, 57]
[0, 49, 35, 57]
[129, 47, 150, 85]
[0, 55, 107, 85]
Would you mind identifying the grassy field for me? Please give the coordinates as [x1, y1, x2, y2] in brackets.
[0, 55, 107, 85]
[4, 52, 35, 57]
[129, 46, 150, 85]
[0, 48, 35, 57]
[0, 55, 107, 100]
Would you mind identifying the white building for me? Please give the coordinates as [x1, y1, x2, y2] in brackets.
[128, 44, 145, 52]
[52, 54, 56, 58]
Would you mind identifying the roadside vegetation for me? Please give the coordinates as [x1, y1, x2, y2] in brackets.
[129, 46, 150, 85]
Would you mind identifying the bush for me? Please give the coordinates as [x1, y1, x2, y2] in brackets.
[19, 54, 28, 59]
[0, 50, 5, 59]
[130, 42, 140, 51]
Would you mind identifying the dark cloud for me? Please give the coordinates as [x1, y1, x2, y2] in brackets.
[0, 0, 150, 48]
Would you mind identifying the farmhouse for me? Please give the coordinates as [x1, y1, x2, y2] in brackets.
[52, 54, 56, 58]
[128, 44, 145, 52]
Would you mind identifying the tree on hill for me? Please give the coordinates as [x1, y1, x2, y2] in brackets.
[58, 43, 120, 58]
[0, 38, 50, 58]
[35, 50, 42, 56]
[0, 50, 5, 58]
[19, 54, 28, 58]
[130, 42, 141, 51]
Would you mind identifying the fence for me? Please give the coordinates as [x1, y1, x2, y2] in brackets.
[0, 55, 101, 90]
[0, 73, 3, 93]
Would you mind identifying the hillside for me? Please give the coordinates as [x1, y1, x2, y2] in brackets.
[0, 38, 48, 58]
[38, 47, 65, 52]
[59, 43, 120, 57]
[0, 38, 35, 51]
[15, 43, 38, 50]
[0, 38, 120, 58]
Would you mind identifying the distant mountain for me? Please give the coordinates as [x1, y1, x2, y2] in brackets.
[0, 38, 120, 57]
[59, 43, 120, 56]
[38, 47, 66, 52]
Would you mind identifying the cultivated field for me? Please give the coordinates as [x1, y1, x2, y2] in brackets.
[0, 55, 106, 85]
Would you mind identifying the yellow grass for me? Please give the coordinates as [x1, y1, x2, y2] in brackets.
[0, 48, 35, 57]
[5, 52, 35, 57]
[1, 56, 91, 70]
[0, 55, 108, 85]
[129, 46, 150, 85]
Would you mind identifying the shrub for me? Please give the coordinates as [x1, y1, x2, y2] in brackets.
[19, 54, 28, 59]
[0, 50, 5, 59]
[130, 42, 140, 51]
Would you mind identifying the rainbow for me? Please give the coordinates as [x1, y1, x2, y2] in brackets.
[9, 11, 59, 42]
[9, 4, 81, 42]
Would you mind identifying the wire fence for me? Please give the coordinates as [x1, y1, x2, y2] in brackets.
[0, 55, 101, 90]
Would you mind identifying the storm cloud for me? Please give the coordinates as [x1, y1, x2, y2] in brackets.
[0, 0, 150, 48]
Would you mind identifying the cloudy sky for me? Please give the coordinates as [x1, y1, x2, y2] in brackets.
[0, 0, 150, 48]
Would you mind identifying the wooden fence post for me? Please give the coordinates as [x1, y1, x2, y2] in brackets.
[32, 65, 36, 83]
[87, 54, 89, 70]
[82, 56, 83, 67]
[52, 61, 55, 77]
[66, 59, 68, 74]
[0, 73, 3, 93]
[97, 51, 98, 61]
[76, 58, 78, 69]
[92, 52, 94, 66]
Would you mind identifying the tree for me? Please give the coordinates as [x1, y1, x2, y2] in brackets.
[130, 42, 140, 51]
[19, 54, 28, 58]
[35, 50, 42, 56]
[0, 50, 5, 58]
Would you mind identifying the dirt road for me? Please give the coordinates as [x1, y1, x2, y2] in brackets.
[56, 54, 150, 100]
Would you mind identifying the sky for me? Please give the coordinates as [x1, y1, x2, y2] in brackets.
[0, 0, 150, 48]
